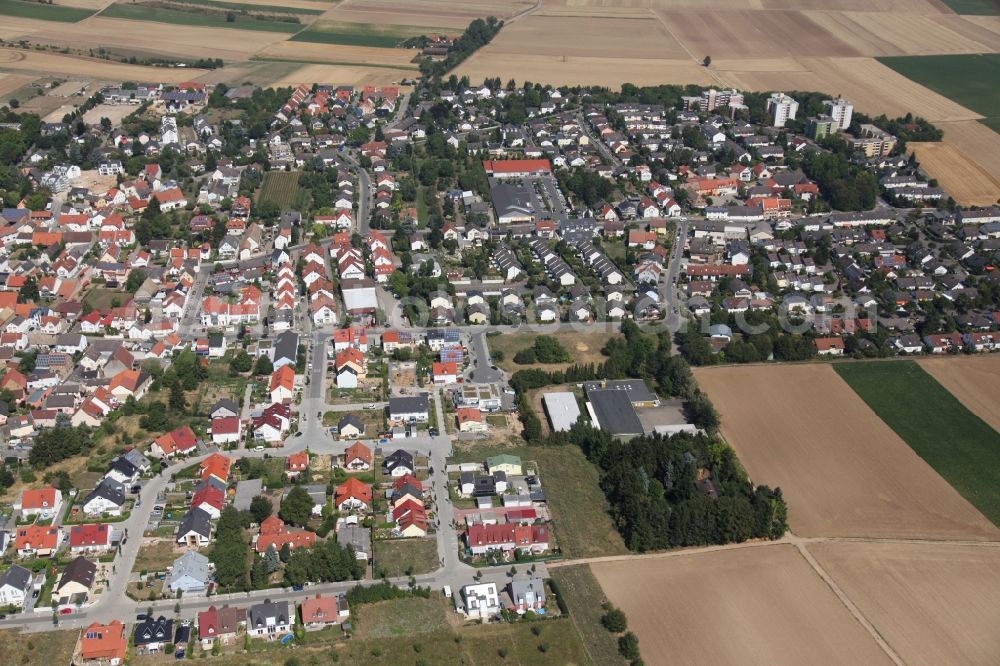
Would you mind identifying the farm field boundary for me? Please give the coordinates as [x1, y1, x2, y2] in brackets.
[835, 360, 1000, 527]
[0, 0, 95, 21]
[98, 1, 301, 31]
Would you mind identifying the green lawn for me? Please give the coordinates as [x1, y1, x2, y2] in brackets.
[290, 20, 438, 48]
[99, 2, 300, 31]
[450, 444, 628, 559]
[835, 361, 1000, 526]
[939, 0, 1000, 14]
[0, 0, 95, 21]
[257, 170, 307, 210]
[550, 565, 627, 666]
[878, 53, 1000, 132]
[372, 537, 438, 578]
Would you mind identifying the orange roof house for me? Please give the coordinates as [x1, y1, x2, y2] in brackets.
[269, 365, 295, 401]
[255, 515, 316, 553]
[79, 621, 127, 665]
[335, 477, 372, 510]
[199, 453, 232, 484]
[15, 524, 61, 555]
[286, 451, 309, 477]
[344, 442, 372, 470]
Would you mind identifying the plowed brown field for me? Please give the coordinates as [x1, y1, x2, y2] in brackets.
[592, 545, 894, 666]
[811, 541, 1000, 666]
[694, 364, 1000, 539]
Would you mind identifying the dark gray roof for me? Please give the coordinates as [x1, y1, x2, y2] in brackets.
[0, 564, 31, 592]
[588, 389, 644, 436]
[177, 507, 213, 539]
[389, 394, 429, 415]
[584, 379, 658, 405]
[383, 449, 413, 472]
[84, 479, 125, 507]
[134, 615, 173, 645]
[338, 413, 364, 431]
[58, 556, 97, 590]
[273, 331, 299, 363]
[248, 599, 290, 627]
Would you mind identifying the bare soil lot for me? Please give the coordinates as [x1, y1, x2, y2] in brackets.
[811, 541, 1000, 666]
[0, 72, 33, 98]
[257, 40, 419, 67]
[592, 544, 894, 666]
[694, 364, 1000, 539]
[919, 355, 1000, 433]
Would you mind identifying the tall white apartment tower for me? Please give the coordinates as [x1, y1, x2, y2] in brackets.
[766, 93, 799, 128]
[823, 97, 854, 130]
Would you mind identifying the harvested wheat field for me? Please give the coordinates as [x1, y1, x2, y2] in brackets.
[909, 139, 1000, 205]
[694, 364, 1000, 539]
[257, 41, 419, 68]
[486, 15, 689, 59]
[322, 0, 529, 28]
[804, 11, 1000, 56]
[0, 48, 205, 83]
[268, 63, 414, 87]
[918, 355, 1000, 433]
[26, 17, 286, 61]
[592, 544, 894, 666]
[456, 53, 713, 87]
[713, 56, 983, 122]
[811, 541, 1000, 666]
[658, 10, 861, 59]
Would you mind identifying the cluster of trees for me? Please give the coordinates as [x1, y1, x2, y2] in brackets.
[678, 319, 818, 367]
[278, 485, 315, 527]
[28, 426, 94, 469]
[569, 424, 788, 551]
[281, 539, 365, 587]
[513, 337, 572, 365]
[346, 581, 431, 606]
[802, 148, 878, 211]
[555, 167, 615, 208]
[419, 17, 503, 78]
[209, 506, 252, 590]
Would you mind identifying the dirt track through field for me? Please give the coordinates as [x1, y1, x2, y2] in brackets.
[592, 543, 896, 666]
[694, 363, 1000, 539]
[918, 355, 1000, 433]
[811, 540, 1000, 666]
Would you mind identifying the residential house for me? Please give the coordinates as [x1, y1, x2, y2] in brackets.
[166, 550, 212, 594]
[246, 600, 293, 640]
[133, 615, 173, 654]
[16, 486, 63, 520]
[197, 605, 245, 649]
[55, 556, 97, 605]
[78, 621, 128, 666]
[300, 593, 349, 630]
[461, 582, 500, 620]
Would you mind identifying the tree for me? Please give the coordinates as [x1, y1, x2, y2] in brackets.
[263, 545, 281, 573]
[18, 276, 39, 303]
[229, 350, 252, 373]
[209, 506, 250, 590]
[619, 632, 640, 660]
[249, 495, 273, 523]
[254, 355, 273, 376]
[125, 269, 146, 293]
[169, 378, 186, 413]
[601, 607, 628, 633]
[250, 557, 268, 589]
[703, 55, 712, 67]
[279, 485, 314, 527]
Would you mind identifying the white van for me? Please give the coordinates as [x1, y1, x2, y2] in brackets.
[442, 585, 452, 598]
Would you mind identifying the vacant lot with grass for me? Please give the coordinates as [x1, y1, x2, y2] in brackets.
[593, 544, 893, 665]
[99, 1, 300, 31]
[83, 285, 126, 310]
[372, 537, 438, 578]
[695, 363, 999, 539]
[812, 540, 1000, 666]
[257, 170, 306, 209]
[291, 20, 438, 47]
[835, 360, 1000, 527]
[878, 53, 1000, 128]
[133, 539, 180, 573]
[0, 628, 80, 664]
[0, 0, 94, 21]
[488, 330, 615, 374]
[451, 442, 627, 559]
[550, 565, 625, 666]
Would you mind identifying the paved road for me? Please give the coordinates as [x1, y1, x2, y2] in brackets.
[469, 332, 503, 384]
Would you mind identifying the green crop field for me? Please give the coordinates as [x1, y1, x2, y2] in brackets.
[257, 170, 307, 209]
[99, 2, 300, 31]
[878, 54, 1000, 132]
[291, 20, 438, 48]
[0, 0, 95, 21]
[835, 360, 1000, 526]
[939, 0, 1000, 14]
